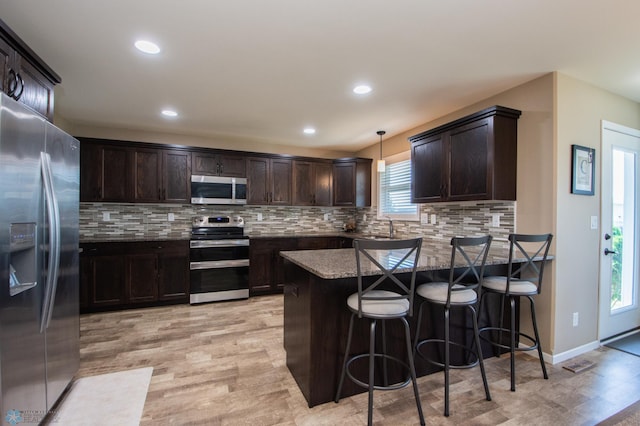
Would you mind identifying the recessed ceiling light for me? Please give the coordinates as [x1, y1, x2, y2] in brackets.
[303, 127, 316, 135]
[135, 40, 161, 54]
[161, 109, 178, 117]
[353, 85, 372, 95]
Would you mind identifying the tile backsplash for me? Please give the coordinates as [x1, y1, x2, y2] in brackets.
[80, 201, 515, 246]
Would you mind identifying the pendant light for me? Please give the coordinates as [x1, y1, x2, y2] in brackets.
[377, 130, 386, 172]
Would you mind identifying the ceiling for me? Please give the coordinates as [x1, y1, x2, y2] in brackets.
[1, 1, 639, 152]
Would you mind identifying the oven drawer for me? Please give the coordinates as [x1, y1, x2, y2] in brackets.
[189, 245, 249, 262]
[190, 265, 249, 294]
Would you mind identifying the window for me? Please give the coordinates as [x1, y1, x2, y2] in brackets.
[378, 155, 419, 221]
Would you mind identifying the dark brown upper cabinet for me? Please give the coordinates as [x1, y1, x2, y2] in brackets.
[80, 141, 132, 202]
[410, 105, 521, 203]
[292, 160, 333, 206]
[0, 19, 59, 121]
[80, 138, 190, 204]
[247, 157, 292, 205]
[192, 151, 246, 177]
[134, 148, 191, 203]
[332, 158, 372, 207]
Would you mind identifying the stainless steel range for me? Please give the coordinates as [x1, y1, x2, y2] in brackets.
[189, 215, 249, 304]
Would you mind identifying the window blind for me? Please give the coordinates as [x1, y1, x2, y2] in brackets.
[379, 159, 418, 217]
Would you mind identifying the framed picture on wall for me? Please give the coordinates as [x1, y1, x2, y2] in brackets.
[571, 144, 595, 195]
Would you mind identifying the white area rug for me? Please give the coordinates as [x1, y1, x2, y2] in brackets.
[47, 367, 153, 426]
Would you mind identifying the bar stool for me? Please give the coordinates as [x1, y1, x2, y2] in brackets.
[413, 235, 492, 417]
[479, 233, 553, 391]
[335, 238, 424, 426]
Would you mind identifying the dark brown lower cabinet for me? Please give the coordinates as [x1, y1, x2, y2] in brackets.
[80, 240, 189, 312]
[249, 236, 351, 296]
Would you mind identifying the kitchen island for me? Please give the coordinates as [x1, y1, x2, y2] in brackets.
[281, 241, 545, 407]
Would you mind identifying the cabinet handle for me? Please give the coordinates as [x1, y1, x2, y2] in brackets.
[13, 73, 24, 101]
[97, 186, 102, 199]
[7, 69, 17, 97]
[219, 163, 223, 174]
[216, 163, 221, 175]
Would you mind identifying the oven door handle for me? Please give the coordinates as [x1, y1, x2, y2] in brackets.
[190, 259, 250, 270]
[190, 240, 249, 248]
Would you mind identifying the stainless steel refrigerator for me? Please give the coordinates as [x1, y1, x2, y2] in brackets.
[0, 93, 80, 425]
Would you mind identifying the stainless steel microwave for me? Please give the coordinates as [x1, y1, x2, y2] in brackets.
[191, 175, 247, 205]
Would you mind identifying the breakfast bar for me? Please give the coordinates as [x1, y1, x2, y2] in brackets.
[281, 241, 526, 407]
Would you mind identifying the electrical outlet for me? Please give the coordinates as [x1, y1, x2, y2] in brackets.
[591, 216, 598, 230]
[430, 214, 437, 225]
[257, 213, 263, 221]
[421, 214, 429, 224]
[491, 213, 500, 227]
[102, 212, 110, 221]
[573, 312, 579, 327]
[323, 213, 329, 221]
[167, 213, 175, 222]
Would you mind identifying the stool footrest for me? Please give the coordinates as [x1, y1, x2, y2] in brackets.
[415, 338, 481, 370]
[478, 326, 540, 352]
[345, 353, 412, 391]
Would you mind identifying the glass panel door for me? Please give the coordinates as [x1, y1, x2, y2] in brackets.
[600, 121, 640, 339]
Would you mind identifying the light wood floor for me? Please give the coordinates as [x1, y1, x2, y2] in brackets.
[78, 295, 640, 425]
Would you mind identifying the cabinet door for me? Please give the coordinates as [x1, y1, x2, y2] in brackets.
[247, 157, 269, 204]
[249, 240, 274, 295]
[218, 154, 246, 177]
[134, 148, 162, 202]
[333, 162, 355, 206]
[448, 120, 490, 201]
[158, 250, 189, 301]
[271, 158, 292, 205]
[127, 254, 158, 302]
[163, 150, 191, 203]
[292, 161, 314, 205]
[314, 162, 333, 206]
[411, 134, 446, 203]
[15, 57, 55, 121]
[91, 255, 126, 307]
[192, 152, 219, 175]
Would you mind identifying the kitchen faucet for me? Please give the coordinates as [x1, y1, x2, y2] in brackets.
[386, 216, 394, 239]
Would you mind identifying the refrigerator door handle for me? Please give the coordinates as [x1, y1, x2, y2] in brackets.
[40, 152, 61, 333]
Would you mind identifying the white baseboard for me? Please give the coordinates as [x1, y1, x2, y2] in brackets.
[519, 340, 601, 365]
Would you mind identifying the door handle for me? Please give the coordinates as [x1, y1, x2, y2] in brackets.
[604, 248, 617, 255]
[604, 233, 611, 240]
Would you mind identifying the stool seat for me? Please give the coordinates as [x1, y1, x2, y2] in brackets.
[416, 282, 477, 304]
[347, 290, 410, 317]
[483, 276, 537, 295]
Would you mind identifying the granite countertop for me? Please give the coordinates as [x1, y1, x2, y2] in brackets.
[80, 235, 190, 243]
[247, 231, 358, 239]
[281, 240, 552, 280]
